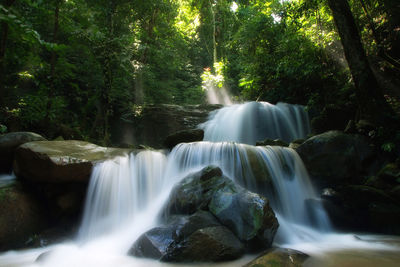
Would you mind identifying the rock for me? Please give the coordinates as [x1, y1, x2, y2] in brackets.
[0, 132, 46, 173]
[130, 211, 244, 262]
[289, 139, 306, 150]
[111, 104, 221, 149]
[244, 248, 309, 267]
[163, 166, 279, 250]
[163, 226, 244, 262]
[364, 161, 400, 202]
[13, 140, 131, 183]
[209, 188, 278, 249]
[256, 139, 289, 147]
[163, 129, 204, 150]
[325, 185, 400, 233]
[163, 166, 224, 216]
[296, 131, 374, 187]
[0, 183, 47, 251]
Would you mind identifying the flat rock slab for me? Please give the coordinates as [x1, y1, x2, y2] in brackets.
[14, 140, 132, 183]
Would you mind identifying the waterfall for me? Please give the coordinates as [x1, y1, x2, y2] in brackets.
[201, 101, 310, 144]
[79, 151, 167, 241]
[168, 142, 331, 244]
[0, 102, 346, 266]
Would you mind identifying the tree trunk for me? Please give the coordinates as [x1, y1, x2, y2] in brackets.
[44, 0, 61, 123]
[327, 0, 391, 123]
[209, 0, 217, 65]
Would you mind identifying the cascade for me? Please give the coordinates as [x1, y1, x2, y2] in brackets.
[167, 141, 331, 243]
[79, 151, 167, 241]
[1, 101, 399, 266]
[201, 101, 310, 145]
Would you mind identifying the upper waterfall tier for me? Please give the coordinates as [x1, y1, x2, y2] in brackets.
[201, 101, 310, 145]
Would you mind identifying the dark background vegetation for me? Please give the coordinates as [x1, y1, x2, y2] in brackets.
[0, 0, 399, 148]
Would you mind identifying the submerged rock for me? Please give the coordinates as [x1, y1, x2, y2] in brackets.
[0, 132, 46, 173]
[296, 131, 374, 187]
[14, 140, 131, 183]
[162, 166, 278, 251]
[130, 211, 244, 262]
[244, 248, 309, 267]
[0, 183, 47, 251]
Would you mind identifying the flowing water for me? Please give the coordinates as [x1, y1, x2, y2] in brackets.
[0, 101, 399, 266]
[201, 101, 310, 144]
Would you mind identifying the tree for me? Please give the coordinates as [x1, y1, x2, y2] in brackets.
[327, 0, 392, 123]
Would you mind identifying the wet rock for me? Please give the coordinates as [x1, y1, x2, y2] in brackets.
[289, 139, 306, 150]
[296, 131, 374, 187]
[0, 132, 46, 173]
[130, 211, 244, 262]
[111, 104, 221, 148]
[163, 166, 279, 250]
[209, 188, 278, 249]
[163, 129, 204, 150]
[256, 139, 289, 147]
[163, 226, 244, 262]
[163, 166, 225, 215]
[0, 183, 47, 251]
[244, 248, 309, 267]
[14, 140, 131, 183]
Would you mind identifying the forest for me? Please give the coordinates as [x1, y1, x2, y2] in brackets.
[2, 1, 400, 265]
[0, 0, 399, 148]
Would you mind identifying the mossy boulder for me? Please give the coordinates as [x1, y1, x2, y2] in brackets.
[162, 166, 279, 251]
[0, 132, 46, 173]
[14, 140, 131, 183]
[0, 184, 47, 251]
[296, 131, 374, 187]
[130, 211, 244, 262]
[244, 248, 309, 267]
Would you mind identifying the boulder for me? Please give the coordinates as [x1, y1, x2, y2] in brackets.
[163, 166, 225, 216]
[13, 140, 131, 183]
[296, 131, 374, 187]
[163, 129, 204, 150]
[244, 248, 309, 267]
[163, 166, 279, 250]
[0, 183, 47, 251]
[130, 211, 244, 262]
[323, 185, 400, 233]
[111, 104, 221, 149]
[0, 132, 46, 173]
[209, 188, 278, 249]
[164, 226, 244, 262]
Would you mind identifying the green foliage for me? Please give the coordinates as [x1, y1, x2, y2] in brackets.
[1, 0, 398, 143]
